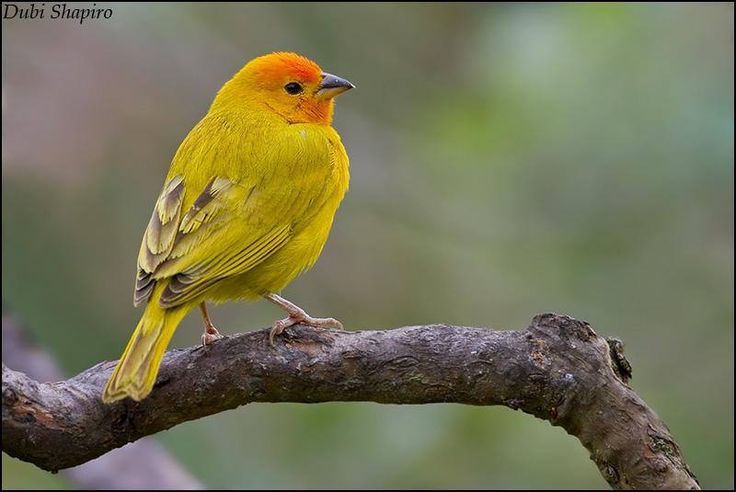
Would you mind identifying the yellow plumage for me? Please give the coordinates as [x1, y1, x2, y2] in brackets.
[103, 52, 353, 403]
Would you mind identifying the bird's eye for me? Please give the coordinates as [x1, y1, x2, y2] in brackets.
[284, 82, 303, 95]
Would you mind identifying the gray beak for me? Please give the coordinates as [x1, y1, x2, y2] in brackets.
[316, 72, 355, 99]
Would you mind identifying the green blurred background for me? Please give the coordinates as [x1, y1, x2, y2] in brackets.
[2, 2, 733, 489]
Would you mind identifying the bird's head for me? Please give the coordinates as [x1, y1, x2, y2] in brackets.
[215, 52, 354, 125]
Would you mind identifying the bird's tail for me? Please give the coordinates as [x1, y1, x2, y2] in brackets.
[102, 284, 192, 403]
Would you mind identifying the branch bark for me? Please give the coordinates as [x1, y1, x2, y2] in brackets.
[1, 313, 698, 490]
[1, 311, 203, 489]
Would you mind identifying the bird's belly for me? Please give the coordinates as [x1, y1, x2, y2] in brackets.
[204, 199, 339, 304]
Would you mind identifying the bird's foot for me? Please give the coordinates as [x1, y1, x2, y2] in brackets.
[269, 309, 343, 347]
[201, 324, 223, 347]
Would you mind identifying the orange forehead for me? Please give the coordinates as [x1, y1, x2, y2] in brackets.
[246, 52, 322, 85]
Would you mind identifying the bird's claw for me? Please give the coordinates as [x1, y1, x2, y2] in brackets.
[269, 314, 343, 347]
[201, 325, 223, 347]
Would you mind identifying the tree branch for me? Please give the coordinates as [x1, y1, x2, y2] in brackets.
[1, 311, 203, 489]
[1, 313, 698, 489]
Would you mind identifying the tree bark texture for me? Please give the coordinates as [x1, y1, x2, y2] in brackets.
[1, 311, 203, 489]
[1, 313, 699, 489]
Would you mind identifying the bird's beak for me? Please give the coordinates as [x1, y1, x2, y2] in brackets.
[316, 72, 355, 100]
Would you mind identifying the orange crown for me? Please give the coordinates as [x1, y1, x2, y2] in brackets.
[246, 52, 322, 86]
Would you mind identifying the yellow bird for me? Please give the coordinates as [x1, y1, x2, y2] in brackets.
[102, 52, 354, 403]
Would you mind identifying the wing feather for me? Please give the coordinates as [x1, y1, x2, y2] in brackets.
[159, 224, 291, 307]
[134, 175, 184, 305]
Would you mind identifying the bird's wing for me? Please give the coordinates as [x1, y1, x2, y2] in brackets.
[133, 174, 186, 306]
[134, 114, 336, 309]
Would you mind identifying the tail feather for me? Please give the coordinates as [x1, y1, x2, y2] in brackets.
[103, 285, 192, 403]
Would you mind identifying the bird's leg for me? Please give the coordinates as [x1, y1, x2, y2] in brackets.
[199, 302, 223, 346]
[265, 293, 343, 346]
